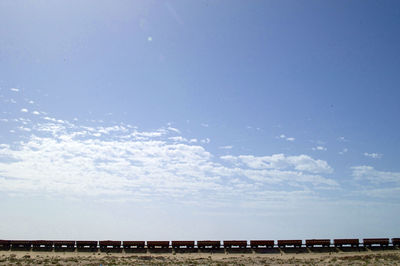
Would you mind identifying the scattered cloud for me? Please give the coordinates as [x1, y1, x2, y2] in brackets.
[338, 136, 348, 142]
[221, 153, 333, 174]
[10, 88, 19, 92]
[20, 108, 28, 113]
[201, 123, 209, 128]
[312, 146, 327, 151]
[0, 116, 337, 206]
[167, 126, 180, 134]
[201, 138, 210, 144]
[32, 111, 40, 115]
[352, 165, 400, 184]
[279, 134, 295, 142]
[364, 152, 383, 159]
[219, 145, 233, 150]
[339, 148, 348, 155]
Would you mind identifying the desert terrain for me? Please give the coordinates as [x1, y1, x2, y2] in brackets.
[1, 248, 399, 265]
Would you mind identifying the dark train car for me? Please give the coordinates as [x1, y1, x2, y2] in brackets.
[334, 239, 359, 247]
[197, 240, 220, 249]
[171, 241, 195, 248]
[363, 238, 389, 247]
[0, 240, 11, 250]
[392, 238, 400, 246]
[32, 240, 53, 248]
[76, 240, 98, 249]
[10, 240, 32, 249]
[53, 240, 75, 249]
[277, 240, 302, 248]
[99, 240, 121, 249]
[223, 240, 247, 248]
[250, 240, 275, 248]
[123, 241, 145, 248]
[305, 239, 331, 247]
[147, 241, 169, 248]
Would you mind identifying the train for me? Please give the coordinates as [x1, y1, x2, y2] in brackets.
[0, 238, 399, 250]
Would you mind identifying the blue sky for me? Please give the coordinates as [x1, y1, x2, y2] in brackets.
[0, 0, 400, 241]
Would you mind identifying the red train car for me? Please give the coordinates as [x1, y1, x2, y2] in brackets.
[392, 238, 400, 246]
[76, 241, 98, 249]
[250, 240, 275, 248]
[277, 240, 302, 248]
[197, 240, 220, 249]
[171, 241, 195, 248]
[123, 241, 145, 249]
[32, 240, 53, 248]
[53, 240, 75, 249]
[99, 240, 121, 249]
[363, 238, 389, 247]
[0, 240, 11, 250]
[147, 241, 169, 248]
[334, 239, 359, 247]
[305, 239, 331, 247]
[10, 240, 32, 249]
[223, 240, 247, 248]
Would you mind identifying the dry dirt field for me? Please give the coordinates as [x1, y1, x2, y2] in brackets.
[1, 248, 400, 265]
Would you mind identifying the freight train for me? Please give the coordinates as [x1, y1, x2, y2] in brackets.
[0, 238, 399, 250]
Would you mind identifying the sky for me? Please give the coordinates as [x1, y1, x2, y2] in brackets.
[0, 0, 400, 241]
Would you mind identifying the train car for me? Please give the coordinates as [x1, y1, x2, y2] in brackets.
[171, 241, 195, 249]
[277, 240, 302, 248]
[223, 240, 247, 248]
[305, 239, 331, 247]
[0, 240, 11, 250]
[123, 241, 145, 249]
[250, 240, 275, 248]
[363, 238, 389, 247]
[147, 241, 169, 249]
[392, 238, 400, 246]
[10, 240, 32, 249]
[334, 239, 359, 247]
[32, 240, 53, 249]
[53, 240, 75, 249]
[99, 240, 121, 249]
[76, 240, 98, 249]
[197, 240, 220, 249]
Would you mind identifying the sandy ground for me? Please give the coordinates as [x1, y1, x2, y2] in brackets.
[0, 248, 400, 265]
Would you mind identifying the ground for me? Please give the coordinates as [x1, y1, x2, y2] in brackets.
[1, 248, 400, 265]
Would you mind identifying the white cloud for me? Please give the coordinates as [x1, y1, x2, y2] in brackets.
[363, 152, 382, 159]
[201, 138, 210, 144]
[219, 145, 233, 150]
[339, 148, 348, 155]
[352, 165, 400, 184]
[32, 111, 40, 115]
[201, 123, 209, 127]
[20, 108, 28, 113]
[338, 136, 348, 142]
[10, 88, 19, 92]
[279, 134, 295, 142]
[312, 146, 327, 151]
[0, 115, 338, 207]
[221, 153, 334, 175]
[167, 126, 180, 134]
[28, 100, 34, 104]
